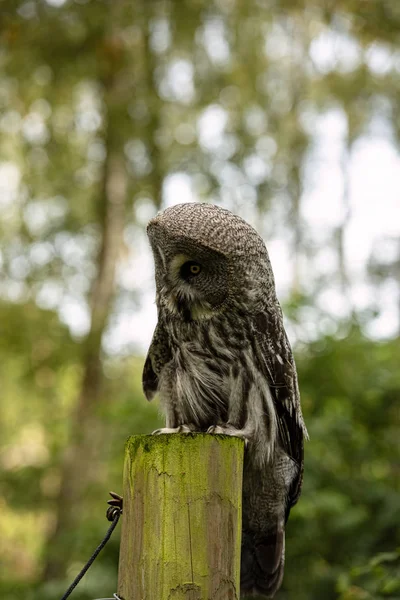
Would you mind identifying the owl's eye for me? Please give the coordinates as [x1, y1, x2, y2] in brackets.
[180, 260, 202, 280]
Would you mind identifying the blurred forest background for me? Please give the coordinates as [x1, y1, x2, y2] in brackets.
[1, 0, 399, 599]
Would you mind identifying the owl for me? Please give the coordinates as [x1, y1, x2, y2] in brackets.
[142, 202, 308, 598]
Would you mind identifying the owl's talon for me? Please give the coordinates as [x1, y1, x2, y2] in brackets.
[207, 425, 223, 434]
[207, 425, 249, 446]
[152, 424, 196, 435]
[152, 427, 180, 434]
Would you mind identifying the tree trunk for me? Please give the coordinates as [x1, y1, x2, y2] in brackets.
[337, 140, 352, 296]
[42, 113, 127, 581]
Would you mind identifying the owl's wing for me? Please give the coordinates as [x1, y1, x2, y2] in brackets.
[142, 322, 172, 401]
[253, 309, 307, 509]
[142, 353, 158, 401]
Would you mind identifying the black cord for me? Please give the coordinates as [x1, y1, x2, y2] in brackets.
[60, 508, 121, 600]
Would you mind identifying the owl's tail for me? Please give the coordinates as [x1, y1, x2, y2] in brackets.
[240, 528, 285, 598]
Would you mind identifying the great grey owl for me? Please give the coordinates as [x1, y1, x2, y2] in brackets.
[142, 202, 308, 598]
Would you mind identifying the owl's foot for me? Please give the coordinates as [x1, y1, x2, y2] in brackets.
[152, 424, 196, 435]
[207, 424, 249, 446]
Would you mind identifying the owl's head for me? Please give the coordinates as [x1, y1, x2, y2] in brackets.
[147, 202, 274, 321]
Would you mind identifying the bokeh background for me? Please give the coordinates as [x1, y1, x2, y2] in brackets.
[1, 1, 399, 599]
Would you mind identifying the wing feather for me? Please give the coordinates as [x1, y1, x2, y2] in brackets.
[142, 322, 172, 401]
[253, 308, 307, 509]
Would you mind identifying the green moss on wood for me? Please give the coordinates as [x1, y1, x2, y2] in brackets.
[118, 433, 244, 600]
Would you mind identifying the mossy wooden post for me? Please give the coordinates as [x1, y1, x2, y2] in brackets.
[117, 433, 244, 600]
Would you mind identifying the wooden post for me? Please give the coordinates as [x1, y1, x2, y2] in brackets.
[117, 433, 244, 600]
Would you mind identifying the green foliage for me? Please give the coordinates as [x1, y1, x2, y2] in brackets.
[337, 550, 400, 599]
[282, 330, 400, 600]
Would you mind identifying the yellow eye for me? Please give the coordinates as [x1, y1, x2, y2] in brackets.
[180, 260, 202, 280]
